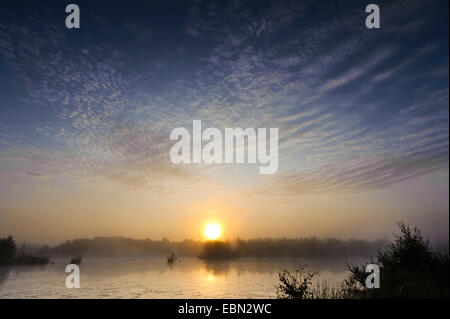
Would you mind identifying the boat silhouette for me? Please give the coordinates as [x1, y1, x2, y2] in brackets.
[167, 252, 177, 264]
[70, 256, 82, 265]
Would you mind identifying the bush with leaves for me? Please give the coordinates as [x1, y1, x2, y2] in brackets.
[346, 223, 449, 298]
[276, 265, 316, 299]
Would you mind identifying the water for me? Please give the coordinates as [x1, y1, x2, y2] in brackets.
[0, 257, 364, 298]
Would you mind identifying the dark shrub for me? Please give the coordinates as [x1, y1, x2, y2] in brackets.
[346, 223, 449, 298]
[276, 266, 316, 299]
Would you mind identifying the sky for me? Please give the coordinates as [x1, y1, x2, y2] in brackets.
[0, 0, 448, 244]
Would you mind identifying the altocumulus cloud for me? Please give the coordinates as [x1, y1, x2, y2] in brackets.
[0, 0, 447, 196]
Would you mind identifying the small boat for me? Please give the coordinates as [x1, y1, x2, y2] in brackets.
[70, 256, 82, 265]
[167, 252, 177, 264]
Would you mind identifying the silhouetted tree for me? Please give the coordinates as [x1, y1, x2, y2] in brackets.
[0, 236, 49, 266]
[0, 236, 17, 265]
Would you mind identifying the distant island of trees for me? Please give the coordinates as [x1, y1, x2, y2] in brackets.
[0, 236, 49, 266]
[18, 236, 388, 260]
[4, 227, 448, 263]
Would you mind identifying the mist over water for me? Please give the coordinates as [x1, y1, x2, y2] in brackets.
[0, 257, 365, 298]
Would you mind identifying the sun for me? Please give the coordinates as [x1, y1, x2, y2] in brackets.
[204, 223, 222, 240]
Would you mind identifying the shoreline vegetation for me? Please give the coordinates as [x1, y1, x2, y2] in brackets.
[0, 236, 49, 266]
[276, 223, 449, 299]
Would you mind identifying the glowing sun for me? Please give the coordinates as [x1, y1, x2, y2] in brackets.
[204, 223, 222, 240]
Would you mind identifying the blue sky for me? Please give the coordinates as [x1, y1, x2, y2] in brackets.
[0, 0, 448, 243]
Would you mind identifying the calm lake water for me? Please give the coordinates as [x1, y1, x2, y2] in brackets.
[0, 257, 364, 298]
